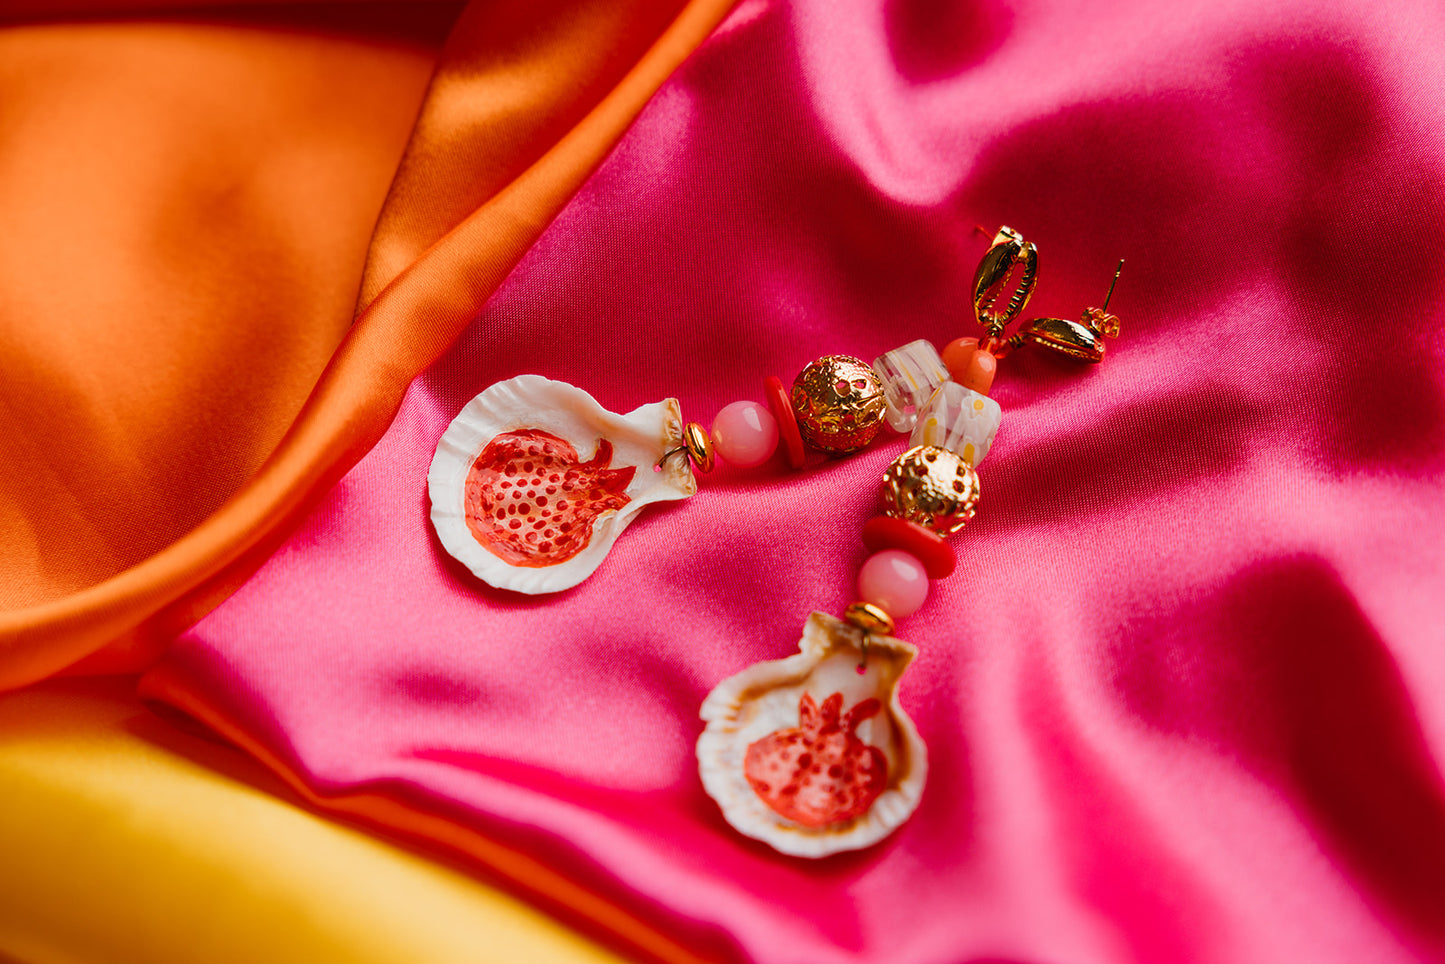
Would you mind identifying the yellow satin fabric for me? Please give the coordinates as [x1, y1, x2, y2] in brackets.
[0, 678, 628, 964]
[0, 0, 737, 689]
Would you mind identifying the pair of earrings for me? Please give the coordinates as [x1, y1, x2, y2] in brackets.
[971, 225, 1124, 364]
[426, 219, 1129, 858]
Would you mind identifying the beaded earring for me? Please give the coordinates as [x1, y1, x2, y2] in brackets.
[428, 226, 1123, 856]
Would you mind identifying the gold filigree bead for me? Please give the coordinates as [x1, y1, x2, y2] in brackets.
[881, 445, 980, 536]
[789, 355, 887, 455]
[844, 601, 895, 637]
[683, 422, 715, 472]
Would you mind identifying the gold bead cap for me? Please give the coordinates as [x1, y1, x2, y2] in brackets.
[844, 601, 895, 637]
[683, 422, 714, 472]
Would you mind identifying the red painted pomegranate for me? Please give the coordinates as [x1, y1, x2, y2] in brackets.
[464, 429, 634, 567]
[744, 691, 888, 827]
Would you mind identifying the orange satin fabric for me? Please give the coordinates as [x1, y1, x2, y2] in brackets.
[0, 0, 738, 689]
[0, 9, 445, 624]
[360, 0, 698, 308]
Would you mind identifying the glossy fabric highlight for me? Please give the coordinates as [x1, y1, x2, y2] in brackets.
[142, 0, 1445, 961]
[0, 0, 735, 688]
[0, 9, 443, 674]
[0, 678, 627, 964]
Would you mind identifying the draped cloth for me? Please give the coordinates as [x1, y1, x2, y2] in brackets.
[0, 4, 447, 677]
[8, 0, 1445, 961]
[0, 0, 735, 686]
[0, 2, 734, 960]
[0, 677, 625, 964]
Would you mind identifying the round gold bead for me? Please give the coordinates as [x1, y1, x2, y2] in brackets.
[789, 355, 886, 455]
[683, 422, 714, 472]
[844, 601, 895, 637]
[881, 445, 980, 536]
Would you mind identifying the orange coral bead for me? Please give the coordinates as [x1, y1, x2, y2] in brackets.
[941, 337, 979, 382]
[942, 337, 995, 395]
[961, 348, 996, 395]
[764, 375, 806, 469]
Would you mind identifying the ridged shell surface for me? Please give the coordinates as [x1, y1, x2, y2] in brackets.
[429, 375, 695, 594]
[698, 612, 926, 857]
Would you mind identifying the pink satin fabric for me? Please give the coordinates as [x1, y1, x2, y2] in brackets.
[143, 0, 1445, 960]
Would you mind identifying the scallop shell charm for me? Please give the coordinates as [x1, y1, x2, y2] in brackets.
[698, 612, 927, 857]
[429, 375, 696, 594]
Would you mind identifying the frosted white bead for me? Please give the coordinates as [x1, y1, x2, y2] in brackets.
[871, 339, 950, 432]
[910, 382, 1002, 467]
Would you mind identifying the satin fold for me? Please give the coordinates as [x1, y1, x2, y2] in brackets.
[358, 0, 697, 308]
[139, 664, 716, 964]
[141, 0, 1445, 961]
[0, 9, 442, 669]
[0, 0, 739, 689]
[0, 677, 627, 964]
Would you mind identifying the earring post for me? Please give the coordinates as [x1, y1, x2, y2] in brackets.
[1101, 259, 1124, 312]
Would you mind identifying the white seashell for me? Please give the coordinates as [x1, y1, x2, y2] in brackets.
[698, 612, 926, 858]
[428, 375, 696, 594]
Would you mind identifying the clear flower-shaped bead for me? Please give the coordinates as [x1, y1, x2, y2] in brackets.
[910, 381, 1002, 468]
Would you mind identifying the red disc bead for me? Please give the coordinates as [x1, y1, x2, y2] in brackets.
[764, 374, 807, 469]
[861, 515, 956, 579]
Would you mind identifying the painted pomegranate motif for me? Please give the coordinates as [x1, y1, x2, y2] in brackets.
[744, 691, 888, 827]
[431, 376, 694, 594]
[464, 429, 634, 567]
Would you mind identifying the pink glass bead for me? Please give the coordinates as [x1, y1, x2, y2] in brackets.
[856, 549, 929, 619]
[711, 400, 779, 468]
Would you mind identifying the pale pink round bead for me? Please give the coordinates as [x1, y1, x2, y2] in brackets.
[856, 549, 929, 618]
[711, 400, 779, 468]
